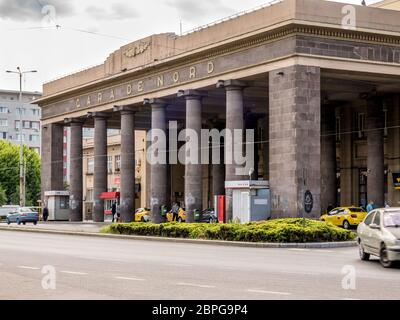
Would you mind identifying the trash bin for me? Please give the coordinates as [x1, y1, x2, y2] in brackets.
[161, 205, 168, 217]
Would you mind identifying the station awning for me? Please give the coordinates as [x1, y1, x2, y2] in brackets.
[100, 192, 120, 200]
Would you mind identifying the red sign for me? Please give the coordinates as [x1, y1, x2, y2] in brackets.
[114, 176, 121, 185]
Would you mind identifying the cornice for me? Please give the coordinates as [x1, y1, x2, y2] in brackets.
[38, 23, 400, 106]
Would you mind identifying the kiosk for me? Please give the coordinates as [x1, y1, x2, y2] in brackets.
[44, 191, 70, 221]
[225, 181, 271, 223]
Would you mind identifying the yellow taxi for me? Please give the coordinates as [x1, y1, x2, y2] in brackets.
[320, 206, 367, 229]
[166, 207, 186, 222]
[134, 208, 151, 222]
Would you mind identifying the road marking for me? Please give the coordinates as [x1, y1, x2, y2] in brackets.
[313, 250, 334, 253]
[177, 282, 215, 289]
[281, 271, 321, 276]
[246, 289, 291, 296]
[115, 276, 145, 281]
[165, 263, 192, 268]
[17, 266, 40, 270]
[60, 271, 88, 275]
[288, 248, 311, 252]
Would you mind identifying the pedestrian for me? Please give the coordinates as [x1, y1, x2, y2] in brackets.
[366, 200, 374, 213]
[171, 202, 179, 222]
[42, 206, 49, 222]
[111, 201, 117, 223]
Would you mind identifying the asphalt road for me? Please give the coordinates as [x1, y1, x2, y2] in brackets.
[0, 230, 399, 300]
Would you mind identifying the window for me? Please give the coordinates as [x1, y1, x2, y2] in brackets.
[0, 107, 8, 114]
[87, 157, 94, 174]
[335, 116, 341, 142]
[16, 108, 26, 115]
[357, 113, 365, 138]
[15, 120, 20, 130]
[364, 211, 375, 226]
[23, 121, 30, 129]
[60, 196, 69, 209]
[16, 134, 25, 141]
[31, 122, 40, 130]
[0, 132, 7, 139]
[29, 134, 39, 142]
[0, 119, 7, 126]
[32, 109, 40, 116]
[115, 155, 121, 172]
[86, 189, 93, 202]
[373, 211, 381, 226]
[107, 156, 113, 173]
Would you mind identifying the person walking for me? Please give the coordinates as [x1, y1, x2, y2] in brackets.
[42, 206, 49, 222]
[366, 200, 374, 213]
[171, 202, 180, 222]
[111, 201, 117, 223]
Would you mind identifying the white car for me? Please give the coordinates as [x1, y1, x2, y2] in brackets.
[357, 208, 400, 268]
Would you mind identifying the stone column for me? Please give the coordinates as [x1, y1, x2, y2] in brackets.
[114, 106, 136, 223]
[210, 120, 225, 198]
[65, 118, 84, 222]
[269, 65, 321, 219]
[262, 115, 269, 181]
[89, 113, 109, 222]
[388, 95, 400, 206]
[177, 90, 205, 223]
[367, 99, 385, 207]
[144, 99, 168, 224]
[216, 80, 247, 221]
[339, 107, 353, 206]
[321, 106, 337, 212]
[41, 123, 64, 203]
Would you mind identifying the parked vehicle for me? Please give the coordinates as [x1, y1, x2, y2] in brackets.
[320, 206, 367, 229]
[6, 207, 39, 225]
[357, 208, 400, 268]
[134, 208, 151, 222]
[196, 208, 218, 223]
[0, 205, 19, 222]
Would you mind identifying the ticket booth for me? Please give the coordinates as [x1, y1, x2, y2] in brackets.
[44, 191, 70, 221]
[225, 181, 271, 223]
[100, 192, 120, 221]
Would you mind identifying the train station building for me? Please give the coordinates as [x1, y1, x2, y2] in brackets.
[35, 0, 400, 222]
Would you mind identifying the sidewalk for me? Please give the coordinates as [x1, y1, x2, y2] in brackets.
[0, 221, 357, 249]
[0, 221, 108, 233]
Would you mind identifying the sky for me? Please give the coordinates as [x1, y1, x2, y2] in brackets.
[0, 0, 381, 93]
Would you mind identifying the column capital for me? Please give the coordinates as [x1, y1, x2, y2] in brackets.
[87, 112, 111, 119]
[64, 118, 85, 126]
[143, 98, 168, 107]
[216, 79, 248, 91]
[113, 105, 137, 114]
[177, 89, 207, 100]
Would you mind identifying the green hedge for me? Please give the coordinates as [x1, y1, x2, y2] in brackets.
[101, 218, 356, 243]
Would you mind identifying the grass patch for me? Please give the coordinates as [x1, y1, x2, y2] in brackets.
[100, 218, 356, 243]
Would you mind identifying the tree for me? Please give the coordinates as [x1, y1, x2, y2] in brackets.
[0, 185, 7, 206]
[0, 141, 41, 206]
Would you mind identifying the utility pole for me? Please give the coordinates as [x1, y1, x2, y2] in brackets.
[6, 67, 37, 207]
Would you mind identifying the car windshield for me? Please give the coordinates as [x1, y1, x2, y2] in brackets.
[349, 208, 365, 212]
[383, 211, 400, 227]
[20, 207, 35, 213]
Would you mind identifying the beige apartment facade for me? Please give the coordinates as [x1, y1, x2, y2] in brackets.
[37, 0, 400, 223]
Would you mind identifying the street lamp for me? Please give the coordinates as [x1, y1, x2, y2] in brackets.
[5, 67, 38, 207]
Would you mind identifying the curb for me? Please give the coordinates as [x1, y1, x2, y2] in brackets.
[0, 225, 357, 249]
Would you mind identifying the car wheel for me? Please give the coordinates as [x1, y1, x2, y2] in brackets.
[358, 241, 370, 261]
[380, 244, 394, 268]
[343, 220, 350, 230]
[22, 222, 26, 225]
[141, 217, 145, 222]
[33, 221, 37, 226]
[17, 219, 21, 225]
[6, 219, 10, 225]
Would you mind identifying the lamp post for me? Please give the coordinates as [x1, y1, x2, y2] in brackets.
[6, 67, 37, 207]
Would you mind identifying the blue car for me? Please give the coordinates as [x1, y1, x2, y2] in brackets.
[6, 207, 39, 225]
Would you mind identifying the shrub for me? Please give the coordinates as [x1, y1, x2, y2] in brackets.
[101, 218, 356, 243]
